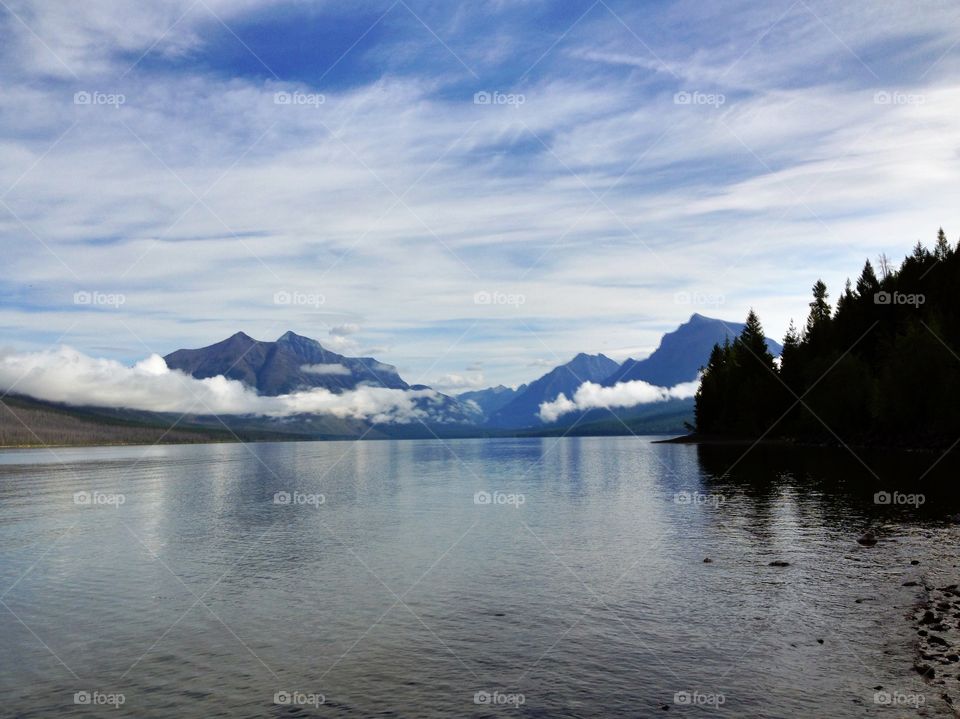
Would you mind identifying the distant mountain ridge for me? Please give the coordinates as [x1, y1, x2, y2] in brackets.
[3, 316, 781, 446]
[164, 330, 408, 396]
[464, 314, 782, 430]
[485, 353, 620, 428]
[457, 384, 524, 421]
[603, 313, 783, 388]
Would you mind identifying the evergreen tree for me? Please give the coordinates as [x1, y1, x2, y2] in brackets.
[782, 320, 800, 356]
[735, 309, 774, 365]
[693, 228, 960, 446]
[805, 280, 831, 336]
[935, 227, 951, 261]
[855, 260, 879, 298]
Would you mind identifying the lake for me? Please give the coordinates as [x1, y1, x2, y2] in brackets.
[0, 436, 956, 717]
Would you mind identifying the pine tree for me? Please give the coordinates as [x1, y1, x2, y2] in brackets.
[805, 280, 831, 335]
[836, 278, 854, 315]
[855, 260, 879, 298]
[782, 320, 800, 354]
[736, 309, 774, 364]
[935, 227, 951, 261]
[780, 319, 802, 392]
[912, 241, 928, 262]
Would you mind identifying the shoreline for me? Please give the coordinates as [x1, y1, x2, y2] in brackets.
[654, 433, 955, 454]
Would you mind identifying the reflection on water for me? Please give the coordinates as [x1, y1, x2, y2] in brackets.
[0, 437, 955, 717]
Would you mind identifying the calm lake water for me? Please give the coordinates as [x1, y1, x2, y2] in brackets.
[0, 437, 957, 717]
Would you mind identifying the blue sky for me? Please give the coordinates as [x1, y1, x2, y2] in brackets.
[1, 0, 959, 391]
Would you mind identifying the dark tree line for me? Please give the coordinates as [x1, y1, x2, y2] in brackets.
[695, 229, 960, 447]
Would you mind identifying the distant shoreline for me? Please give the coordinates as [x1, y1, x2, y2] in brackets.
[654, 433, 954, 453]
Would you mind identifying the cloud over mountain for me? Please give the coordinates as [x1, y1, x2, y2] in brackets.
[0, 346, 440, 423]
[539, 377, 700, 423]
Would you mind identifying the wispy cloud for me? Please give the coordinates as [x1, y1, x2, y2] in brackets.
[1, 0, 959, 388]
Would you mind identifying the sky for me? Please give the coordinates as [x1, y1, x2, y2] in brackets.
[2, 0, 959, 393]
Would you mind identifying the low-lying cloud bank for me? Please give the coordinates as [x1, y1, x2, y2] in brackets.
[538, 378, 701, 423]
[0, 346, 438, 424]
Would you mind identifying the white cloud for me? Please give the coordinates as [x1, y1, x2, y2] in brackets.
[0, 346, 437, 423]
[300, 363, 352, 376]
[330, 323, 361, 337]
[538, 377, 701, 423]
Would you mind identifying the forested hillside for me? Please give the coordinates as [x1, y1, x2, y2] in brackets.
[695, 229, 960, 448]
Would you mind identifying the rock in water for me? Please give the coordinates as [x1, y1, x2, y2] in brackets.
[857, 532, 878, 546]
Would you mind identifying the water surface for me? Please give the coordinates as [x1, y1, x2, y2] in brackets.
[0, 437, 954, 717]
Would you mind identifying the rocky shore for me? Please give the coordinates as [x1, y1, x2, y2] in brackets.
[911, 560, 960, 716]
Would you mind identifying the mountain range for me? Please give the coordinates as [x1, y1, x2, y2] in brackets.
[163, 312, 780, 432]
[459, 313, 782, 428]
[1, 314, 783, 446]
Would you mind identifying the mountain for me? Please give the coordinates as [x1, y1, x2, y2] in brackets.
[164, 330, 478, 426]
[164, 330, 408, 395]
[603, 313, 783, 388]
[486, 353, 619, 428]
[457, 384, 524, 422]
